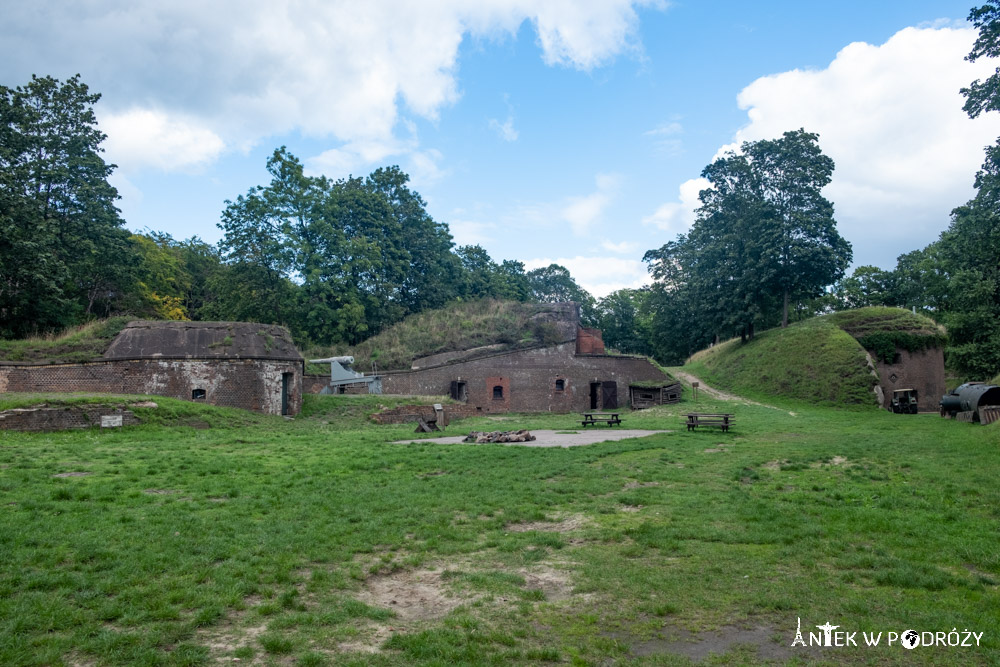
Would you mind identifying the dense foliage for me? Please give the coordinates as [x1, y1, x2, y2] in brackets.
[642, 129, 852, 363]
[0, 75, 590, 348]
[0, 75, 134, 337]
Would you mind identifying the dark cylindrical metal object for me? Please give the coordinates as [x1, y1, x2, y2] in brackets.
[940, 383, 1000, 420]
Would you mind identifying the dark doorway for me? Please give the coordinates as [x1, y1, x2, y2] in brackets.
[590, 382, 600, 410]
[281, 373, 292, 415]
[602, 381, 618, 409]
[450, 380, 468, 402]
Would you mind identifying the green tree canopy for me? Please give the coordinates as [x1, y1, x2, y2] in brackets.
[0, 74, 135, 337]
[643, 129, 851, 356]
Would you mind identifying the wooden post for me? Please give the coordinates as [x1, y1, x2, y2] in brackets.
[692, 381, 699, 402]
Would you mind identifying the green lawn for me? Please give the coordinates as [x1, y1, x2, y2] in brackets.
[1, 389, 997, 665]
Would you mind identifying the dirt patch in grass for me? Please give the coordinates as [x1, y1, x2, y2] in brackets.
[506, 514, 590, 533]
[521, 563, 575, 602]
[194, 596, 267, 663]
[609, 623, 804, 662]
[761, 460, 788, 471]
[143, 489, 178, 495]
[814, 456, 849, 467]
[356, 566, 473, 621]
[337, 624, 396, 655]
[623, 481, 660, 490]
[52, 471, 91, 478]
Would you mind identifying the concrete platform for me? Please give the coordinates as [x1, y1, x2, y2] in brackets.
[393, 429, 671, 448]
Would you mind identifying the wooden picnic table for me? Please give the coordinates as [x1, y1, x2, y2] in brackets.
[684, 413, 734, 432]
[581, 412, 622, 427]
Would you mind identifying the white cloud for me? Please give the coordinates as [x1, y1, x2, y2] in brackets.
[100, 108, 225, 171]
[601, 239, 639, 254]
[724, 25, 1000, 267]
[524, 255, 650, 298]
[489, 116, 519, 142]
[529, 0, 662, 70]
[642, 177, 708, 233]
[1, 1, 659, 176]
[449, 219, 497, 246]
[561, 173, 622, 236]
[644, 119, 684, 155]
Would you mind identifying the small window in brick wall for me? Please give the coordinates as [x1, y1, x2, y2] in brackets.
[555, 379, 565, 391]
[192, 388, 206, 400]
[493, 385, 504, 400]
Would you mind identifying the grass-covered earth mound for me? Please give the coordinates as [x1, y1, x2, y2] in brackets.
[826, 307, 946, 363]
[686, 317, 878, 406]
[306, 300, 573, 372]
[0, 317, 132, 363]
[685, 307, 946, 407]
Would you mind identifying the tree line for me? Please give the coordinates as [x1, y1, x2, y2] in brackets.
[4, 5, 1000, 385]
[0, 75, 597, 346]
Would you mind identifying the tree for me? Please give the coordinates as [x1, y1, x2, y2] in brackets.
[744, 130, 852, 327]
[366, 166, 462, 314]
[643, 129, 851, 355]
[962, 2, 1000, 118]
[831, 265, 897, 310]
[455, 245, 531, 302]
[594, 288, 651, 355]
[0, 74, 135, 336]
[215, 149, 464, 345]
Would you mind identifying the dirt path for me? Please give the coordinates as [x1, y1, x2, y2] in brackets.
[671, 370, 785, 412]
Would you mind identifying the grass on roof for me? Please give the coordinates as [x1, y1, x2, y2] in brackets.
[0, 317, 133, 364]
[303, 300, 570, 373]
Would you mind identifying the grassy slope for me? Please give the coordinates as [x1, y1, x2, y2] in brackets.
[1, 392, 998, 665]
[303, 300, 569, 373]
[687, 316, 879, 406]
[684, 307, 949, 407]
[0, 317, 132, 363]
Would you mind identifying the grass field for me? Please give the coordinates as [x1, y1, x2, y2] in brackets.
[1, 383, 998, 665]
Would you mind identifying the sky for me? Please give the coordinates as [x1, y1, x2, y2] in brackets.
[4, 1, 1000, 298]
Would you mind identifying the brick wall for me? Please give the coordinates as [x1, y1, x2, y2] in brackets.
[380, 343, 670, 413]
[575, 328, 605, 355]
[872, 347, 946, 412]
[0, 358, 303, 416]
[0, 406, 139, 431]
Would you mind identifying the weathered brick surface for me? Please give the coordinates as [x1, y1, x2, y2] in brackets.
[0, 359, 302, 415]
[575, 328, 605, 355]
[872, 347, 947, 412]
[380, 342, 669, 413]
[0, 406, 139, 431]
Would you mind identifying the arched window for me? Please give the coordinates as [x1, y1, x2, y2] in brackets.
[192, 388, 206, 400]
[555, 379, 565, 391]
[493, 385, 504, 399]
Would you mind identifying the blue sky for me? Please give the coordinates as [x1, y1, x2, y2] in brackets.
[4, 1, 999, 297]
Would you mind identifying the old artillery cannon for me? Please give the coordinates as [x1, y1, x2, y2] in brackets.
[939, 382, 1000, 424]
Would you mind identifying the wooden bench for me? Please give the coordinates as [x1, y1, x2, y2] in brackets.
[582, 412, 622, 427]
[685, 413, 734, 432]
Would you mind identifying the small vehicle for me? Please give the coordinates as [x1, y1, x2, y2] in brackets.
[891, 388, 919, 414]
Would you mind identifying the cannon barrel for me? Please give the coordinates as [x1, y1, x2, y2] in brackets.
[940, 382, 1000, 420]
[310, 356, 355, 365]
